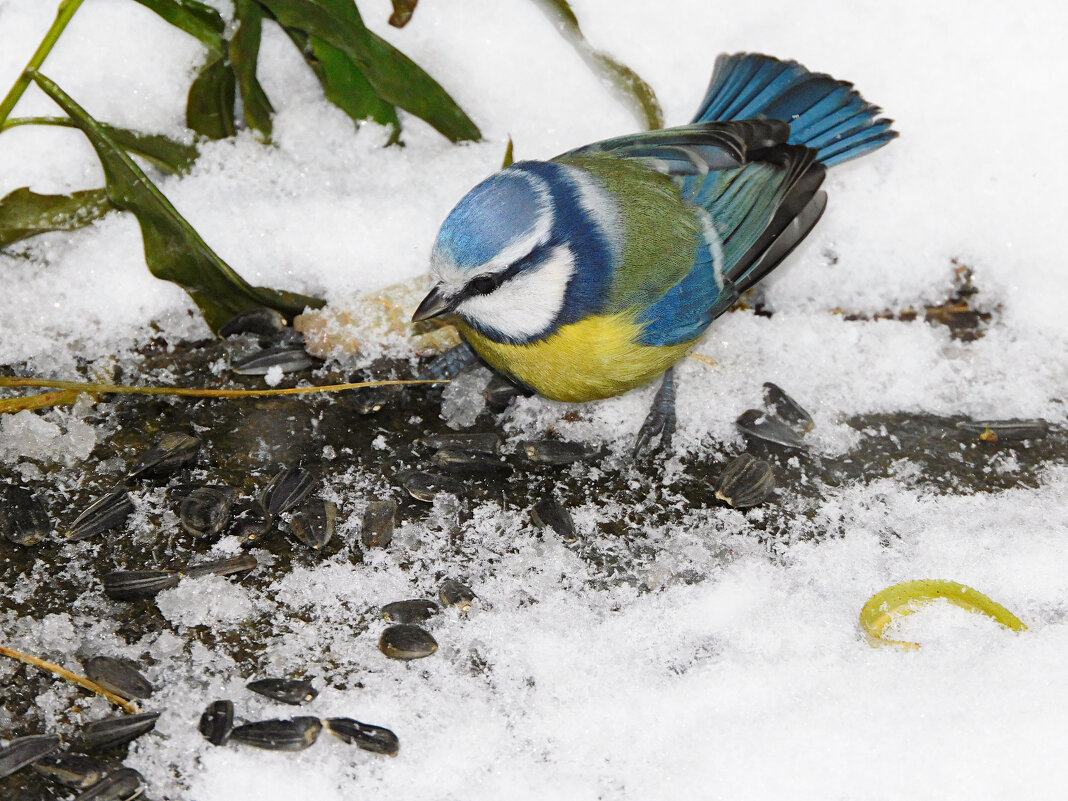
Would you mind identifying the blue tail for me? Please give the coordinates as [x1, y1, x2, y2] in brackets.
[693, 53, 897, 167]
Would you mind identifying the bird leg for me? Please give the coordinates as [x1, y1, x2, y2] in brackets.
[632, 368, 676, 457]
[421, 342, 480, 380]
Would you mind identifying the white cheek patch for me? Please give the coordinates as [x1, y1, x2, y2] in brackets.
[456, 245, 575, 340]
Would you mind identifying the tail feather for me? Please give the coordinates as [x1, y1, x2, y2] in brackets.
[694, 53, 897, 166]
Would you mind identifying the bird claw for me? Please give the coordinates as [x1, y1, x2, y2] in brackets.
[632, 369, 677, 458]
[421, 342, 479, 381]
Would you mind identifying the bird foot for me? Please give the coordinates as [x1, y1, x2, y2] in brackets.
[421, 342, 479, 381]
[632, 369, 677, 457]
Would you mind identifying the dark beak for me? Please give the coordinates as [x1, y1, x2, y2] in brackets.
[412, 283, 451, 322]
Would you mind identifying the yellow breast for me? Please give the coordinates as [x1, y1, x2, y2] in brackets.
[457, 314, 695, 403]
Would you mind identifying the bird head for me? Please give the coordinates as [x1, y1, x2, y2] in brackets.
[413, 162, 619, 344]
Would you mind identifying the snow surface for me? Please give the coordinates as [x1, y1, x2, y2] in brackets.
[1, 0, 1067, 799]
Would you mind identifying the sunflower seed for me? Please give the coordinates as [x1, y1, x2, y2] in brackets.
[79, 712, 160, 752]
[101, 570, 181, 601]
[229, 506, 272, 544]
[402, 472, 465, 502]
[85, 657, 153, 700]
[361, 500, 397, 549]
[762, 382, 814, 433]
[198, 700, 234, 746]
[483, 373, 527, 413]
[735, 409, 807, 450]
[230, 717, 321, 751]
[520, 440, 601, 465]
[220, 307, 287, 338]
[231, 346, 313, 375]
[246, 678, 318, 706]
[126, 433, 200, 480]
[349, 386, 391, 416]
[430, 448, 512, 476]
[715, 454, 775, 508]
[33, 753, 110, 789]
[0, 734, 61, 778]
[66, 490, 134, 542]
[0, 485, 50, 546]
[379, 625, 438, 660]
[439, 578, 476, 612]
[288, 498, 336, 551]
[259, 466, 316, 516]
[531, 495, 577, 541]
[956, 418, 1051, 441]
[415, 433, 501, 455]
[324, 718, 399, 756]
[72, 767, 144, 801]
[184, 553, 258, 580]
[380, 599, 439, 625]
[179, 485, 236, 538]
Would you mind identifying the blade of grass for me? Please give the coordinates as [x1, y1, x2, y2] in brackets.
[0, 644, 139, 714]
[231, 0, 275, 139]
[501, 136, 514, 168]
[32, 72, 323, 332]
[130, 0, 225, 53]
[187, 53, 237, 139]
[388, 0, 418, 28]
[0, 187, 113, 247]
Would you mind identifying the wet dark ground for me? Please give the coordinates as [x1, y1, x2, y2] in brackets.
[1, 329, 1065, 798]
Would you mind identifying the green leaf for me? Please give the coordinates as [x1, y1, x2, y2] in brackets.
[501, 136, 514, 168]
[530, 0, 663, 130]
[231, 0, 275, 138]
[388, 0, 418, 28]
[130, 0, 225, 53]
[256, 0, 480, 142]
[187, 53, 237, 140]
[0, 187, 114, 247]
[32, 72, 324, 333]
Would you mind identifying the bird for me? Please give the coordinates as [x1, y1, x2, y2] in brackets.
[412, 52, 897, 454]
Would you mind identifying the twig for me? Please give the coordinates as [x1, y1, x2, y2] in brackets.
[0, 644, 139, 714]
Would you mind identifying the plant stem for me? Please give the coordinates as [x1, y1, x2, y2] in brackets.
[0, 644, 139, 714]
[0, 115, 75, 133]
[0, 376, 446, 398]
[0, 0, 86, 129]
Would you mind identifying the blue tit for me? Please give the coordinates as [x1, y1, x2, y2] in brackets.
[413, 53, 896, 452]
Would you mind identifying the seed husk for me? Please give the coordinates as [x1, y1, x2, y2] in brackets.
[361, 500, 397, 549]
[260, 466, 317, 516]
[79, 711, 161, 752]
[198, 700, 234, 746]
[0, 484, 50, 546]
[0, 734, 61, 778]
[231, 346, 314, 375]
[715, 453, 775, 508]
[288, 498, 337, 551]
[430, 448, 512, 476]
[101, 570, 181, 601]
[33, 753, 110, 789]
[735, 409, 807, 450]
[85, 657, 153, 700]
[439, 578, 476, 612]
[324, 717, 399, 756]
[349, 385, 391, 415]
[956, 418, 1051, 441]
[520, 440, 601, 466]
[184, 553, 259, 580]
[179, 485, 236, 538]
[380, 599, 439, 625]
[531, 495, 577, 541]
[72, 766, 144, 801]
[402, 471, 465, 502]
[230, 717, 322, 751]
[246, 678, 318, 706]
[379, 625, 438, 660]
[483, 373, 527, 413]
[415, 432, 501, 455]
[66, 490, 134, 542]
[126, 433, 200, 479]
[219, 307, 287, 338]
[762, 382, 814, 434]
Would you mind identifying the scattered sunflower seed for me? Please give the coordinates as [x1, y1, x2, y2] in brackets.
[380, 599, 439, 625]
[198, 700, 234, 746]
[126, 433, 200, 479]
[246, 678, 318, 706]
[230, 506, 272, 544]
[33, 753, 110, 789]
[0, 485, 50, 546]
[260, 466, 317, 516]
[66, 490, 134, 542]
[219, 307, 287, 338]
[520, 440, 601, 465]
[72, 766, 144, 801]
[379, 625, 438, 660]
[439, 578, 476, 612]
[101, 570, 181, 601]
[415, 432, 501, 455]
[762, 382, 814, 433]
[184, 553, 259, 580]
[179, 485, 237, 538]
[402, 472, 465, 502]
[715, 453, 775, 508]
[483, 373, 527, 413]
[350, 385, 391, 415]
[431, 447, 512, 476]
[956, 418, 1050, 441]
[735, 409, 807, 450]
[531, 494, 577, 541]
[288, 497, 337, 551]
[230, 717, 322, 751]
[361, 500, 397, 549]
[0, 734, 61, 779]
[79, 711, 161, 752]
[85, 656, 153, 700]
[324, 717, 399, 756]
[231, 346, 314, 375]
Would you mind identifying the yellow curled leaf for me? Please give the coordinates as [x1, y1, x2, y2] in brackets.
[860, 579, 1027, 650]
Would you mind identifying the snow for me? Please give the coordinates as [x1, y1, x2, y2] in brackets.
[2, 0, 1067, 799]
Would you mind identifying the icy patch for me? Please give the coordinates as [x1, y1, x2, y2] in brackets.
[157, 576, 256, 628]
[441, 367, 490, 429]
[0, 406, 97, 465]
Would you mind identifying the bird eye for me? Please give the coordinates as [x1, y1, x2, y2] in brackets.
[469, 275, 499, 295]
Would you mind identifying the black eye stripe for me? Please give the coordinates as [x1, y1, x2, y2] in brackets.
[463, 243, 552, 299]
